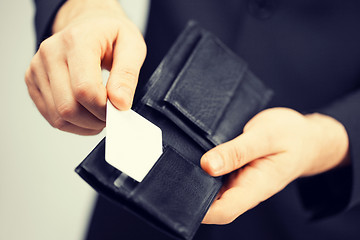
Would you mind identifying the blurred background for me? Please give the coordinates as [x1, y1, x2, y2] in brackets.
[0, 1, 148, 239]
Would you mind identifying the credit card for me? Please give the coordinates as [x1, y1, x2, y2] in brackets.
[105, 100, 163, 182]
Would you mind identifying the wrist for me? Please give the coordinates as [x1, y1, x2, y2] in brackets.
[302, 113, 350, 177]
[52, 0, 125, 33]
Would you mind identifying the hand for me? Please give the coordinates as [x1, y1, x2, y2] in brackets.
[201, 107, 349, 224]
[25, 0, 146, 135]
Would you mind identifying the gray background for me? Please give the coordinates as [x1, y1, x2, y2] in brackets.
[0, 1, 149, 239]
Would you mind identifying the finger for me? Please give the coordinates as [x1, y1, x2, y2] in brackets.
[26, 53, 56, 124]
[33, 52, 104, 135]
[46, 55, 105, 130]
[202, 156, 290, 224]
[54, 124, 104, 136]
[67, 46, 107, 121]
[201, 130, 277, 176]
[106, 32, 146, 110]
[43, 78, 104, 135]
[25, 67, 48, 119]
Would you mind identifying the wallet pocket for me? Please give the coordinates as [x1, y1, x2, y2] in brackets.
[76, 139, 221, 240]
[140, 23, 273, 150]
[130, 146, 221, 240]
[162, 34, 246, 140]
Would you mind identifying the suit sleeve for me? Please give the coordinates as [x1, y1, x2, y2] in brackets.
[297, 88, 360, 219]
[33, 0, 67, 48]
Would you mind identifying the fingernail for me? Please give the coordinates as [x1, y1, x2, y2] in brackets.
[206, 152, 223, 174]
[118, 87, 132, 109]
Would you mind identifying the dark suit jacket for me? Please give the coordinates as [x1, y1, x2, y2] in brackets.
[34, 0, 360, 239]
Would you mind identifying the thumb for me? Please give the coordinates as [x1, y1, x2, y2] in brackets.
[107, 32, 147, 110]
[201, 130, 276, 176]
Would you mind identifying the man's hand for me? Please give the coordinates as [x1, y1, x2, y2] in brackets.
[25, 0, 146, 135]
[201, 107, 349, 224]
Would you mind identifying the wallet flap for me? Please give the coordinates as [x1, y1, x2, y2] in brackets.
[163, 34, 247, 136]
[212, 70, 273, 144]
[137, 21, 203, 105]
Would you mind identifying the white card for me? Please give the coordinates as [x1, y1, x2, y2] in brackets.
[105, 100, 163, 182]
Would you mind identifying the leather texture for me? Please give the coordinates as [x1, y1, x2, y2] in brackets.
[75, 21, 273, 240]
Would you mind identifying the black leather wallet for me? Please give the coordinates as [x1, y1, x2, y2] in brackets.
[75, 21, 273, 240]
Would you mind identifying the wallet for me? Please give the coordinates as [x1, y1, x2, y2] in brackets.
[75, 21, 273, 240]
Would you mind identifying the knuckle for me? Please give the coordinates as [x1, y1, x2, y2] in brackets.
[115, 67, 139, 86]
[28, 58, 39, 77]
[73, 81, 94, 102]
[51, 116, 67, 130]
[29, 53, 40, 69]
[57, 101, 77, 120]
[38, 38, 55, 59]
[61, 27, 81, 47]
[25, 60, 40, 87]
[229, 144, 246, 169]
